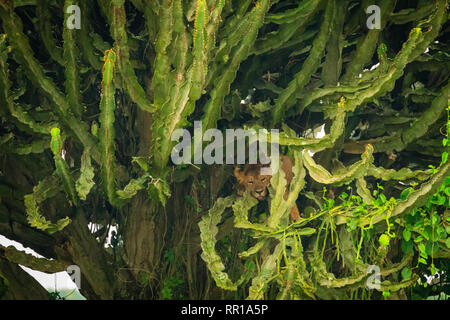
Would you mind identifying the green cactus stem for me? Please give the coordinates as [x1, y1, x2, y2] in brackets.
[271, 0, 336, 125]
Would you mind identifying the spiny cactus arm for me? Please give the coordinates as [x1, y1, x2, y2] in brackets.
[379, 254, 413, 277]
[78, 1, 103, 70]
[252, 19, 317, 56]
[116, 173, 151, 200]
[335, 260, 419, 293]
[278, 263, 297, 300]
[267, 160, 288, 228]
[344, 1, 447, 115]
[0, 6, 100, 162]
[372, 80, 450, 153]
[150, 0, 226, 160]
[141, 2, 159, 44]
[344, 27, 423, 113]
[355, 177, 373, 203]
[199, 195, 240, 291]
[36, 0, 64, 66]
[321, 1, 347, 86]
[373, 159, 450, 226]
[50, 128, 78, 206]
[208, 0, 253, 62]
[205, 0, 226, 48]
[391, 2, 435, 24]
[232, 192, 274, 233]
[206, 13, 250, 87]
[172, 0, 189, 75]
[408, 0, 447, 61]
[151, 0, 173, 109]
[63, 0, 82, 118]
[271, 0, 336, 125]
[110, 0, 154, 113]
[6, 137, 50, 155]
[24, 175, 71, 234]
[0, 243, 70, 273]
[268, 152, 306, 228]
[214, 0, 251, 49]
[252, 0, 321, 56]
[379, 275, 420, 292]
[98, 49, 122, 207]
[341, 0, 396, 83]
[337, 159, 450, 227]
[264, 0, 321, 24]
[277, 98, 346, 152]
[247, 242, 282, 300]
[190, 0, 209, 101]
[288, 239, 316, 300]
[303, 144, 374, 186]
[367, 166, 431, 182]
[238, 239, 268, 259]
[201, 0, 271, 131]
[312, 254, 367, 288]
[150, 1, 194, 173]
[0, 35, 56, 134]
[297, 83, 371, 115]
[76, 148, 95, 201]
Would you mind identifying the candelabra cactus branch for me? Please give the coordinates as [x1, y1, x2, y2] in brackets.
[0, 0, 448, 300]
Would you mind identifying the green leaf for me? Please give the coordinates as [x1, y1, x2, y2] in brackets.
[430, 194, 445, 205]
[339, 192, 348, 200]
[401, 267, 412, 280]
[446, 237, 450, 249]
[418, 242, 426, 253]
[444, 187, 450, 197]
[400, 187, 414, 200]
[441, 151, 448, 165]
[403, 230, 411, 242]
[379, 234, 390, 247]
[401, 239, 413, 254]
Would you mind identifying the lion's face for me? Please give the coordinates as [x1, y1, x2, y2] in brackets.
[234, 164, 271, 200]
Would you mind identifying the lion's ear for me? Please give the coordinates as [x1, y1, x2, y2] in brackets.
[234, 167, 244, 183]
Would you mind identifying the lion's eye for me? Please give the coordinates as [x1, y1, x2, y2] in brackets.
[261, 177, 266, 182]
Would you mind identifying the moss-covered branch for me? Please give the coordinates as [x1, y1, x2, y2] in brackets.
[0, 244, 70, 273]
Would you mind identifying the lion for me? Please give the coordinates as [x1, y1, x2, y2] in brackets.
[233, 155, 301, 221]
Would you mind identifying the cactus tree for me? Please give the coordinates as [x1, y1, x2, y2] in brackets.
[0, 0, 449, 299]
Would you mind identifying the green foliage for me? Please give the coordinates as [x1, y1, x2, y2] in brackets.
[0, 0, 449, 300]
[160, 273, 184, 300]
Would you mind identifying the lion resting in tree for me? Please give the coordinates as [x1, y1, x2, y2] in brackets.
[234, 155, 301, 221]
